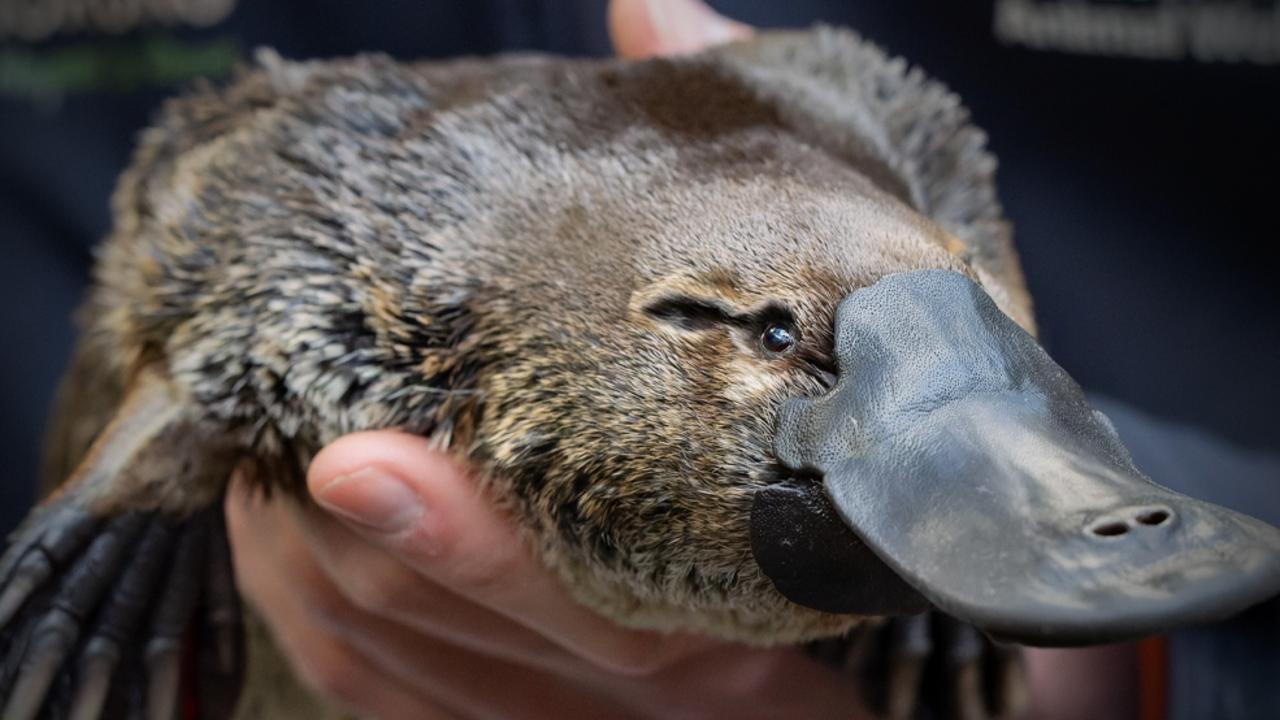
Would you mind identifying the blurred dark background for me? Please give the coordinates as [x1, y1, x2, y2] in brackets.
[2, 0, 1277, 526]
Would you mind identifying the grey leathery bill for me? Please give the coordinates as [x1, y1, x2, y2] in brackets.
[752, 270, 1280, 646]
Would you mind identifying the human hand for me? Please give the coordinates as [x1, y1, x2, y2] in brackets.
[226, 431, 867, 719]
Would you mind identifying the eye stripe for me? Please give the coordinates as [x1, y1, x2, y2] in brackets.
[641, 294, 831, 376]
[641, 295, 736, 331]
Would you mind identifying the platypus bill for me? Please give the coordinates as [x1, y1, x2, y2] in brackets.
[1, 25, 1278, 720]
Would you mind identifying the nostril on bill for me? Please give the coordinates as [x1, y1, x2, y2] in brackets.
[1087, 506, 1175, 539]
[1090, 521, 1130, 538]
[1135, 509, 1171, 527]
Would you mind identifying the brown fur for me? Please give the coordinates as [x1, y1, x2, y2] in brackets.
[46, 27, 1033, 649]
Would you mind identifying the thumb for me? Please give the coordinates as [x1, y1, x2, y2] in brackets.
[608, 0, 753, 59]
[304, 431, 709, 674]
[306, 431, 472, 543]
[306, 431, 535, 596]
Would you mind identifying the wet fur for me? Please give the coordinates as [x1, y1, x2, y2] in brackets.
[45, 27, 1032, 649]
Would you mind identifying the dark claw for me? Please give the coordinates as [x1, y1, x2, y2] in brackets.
[0, 506, 101, 629]
[205, 515, 241, 673]
[887, 614, 932, 720]
[97, 659, 148, 720]
[197, 515, 245, 720]
[55, 514, 150, 620]
[0, 505, 242, 720]
[87, 520, 178, 646]
[144, 510, 211, 720]
[149, 512, 209, 643]
[125, 668, 148, 720]
[4, 609, 83, 720]
[144, 643, 181, 720]
[70, 520, 177, 720]
[988, 642, 1026, 718]
[937, 616, 1027, 719]
[940, 618, 988, 720]
[1, 513, 148, 719]
[0, 504, 98, 582]
[827, 612, 1027, 720]
[0, 559, 52, 635]
[69, 641, 118, 720]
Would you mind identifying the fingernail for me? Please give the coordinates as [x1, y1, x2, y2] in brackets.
[314, 467, 424, 534]
[644, 0, 751, 54]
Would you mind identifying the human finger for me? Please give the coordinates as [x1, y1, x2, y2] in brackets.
[296, 502, 605, 679]
[608, 0, 752, 59]
[307, 431, 710, 676]
[225, 474, 460, 720]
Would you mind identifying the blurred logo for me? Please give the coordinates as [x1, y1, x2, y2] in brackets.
[0, 0, 236, 41]
[995, 0, 1280, 64]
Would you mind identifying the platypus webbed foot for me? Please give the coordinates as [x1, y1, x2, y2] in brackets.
[1, 371, 244, 719]
[809, 613, 1023, 720]
[856, 613, 1023, 720]
[0, 503, 242, 720]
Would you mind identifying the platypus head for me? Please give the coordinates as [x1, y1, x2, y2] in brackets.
[410, 29, 1280, 645]
[477, 176, 990, 643]
[475, 179, 1279, 646]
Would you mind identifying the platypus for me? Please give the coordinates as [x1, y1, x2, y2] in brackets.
[2, 26, 1279, 720]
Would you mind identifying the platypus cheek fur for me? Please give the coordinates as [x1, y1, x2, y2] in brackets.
[467, 318, 819, 642]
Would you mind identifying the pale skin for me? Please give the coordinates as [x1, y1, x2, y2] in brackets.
[228, 433, 868, 719]
[227, 1, 1135, 718]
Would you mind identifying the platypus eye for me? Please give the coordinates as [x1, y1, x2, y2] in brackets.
[761, 323, 798, 356]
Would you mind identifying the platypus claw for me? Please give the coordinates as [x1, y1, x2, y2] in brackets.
[54, 515, 177, 720]
[0, 505, 102, 631]
[823, 612, 1025, 720]
[0, 503, 242, 720]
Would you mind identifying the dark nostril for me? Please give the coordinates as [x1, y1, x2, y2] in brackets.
[1091, 522, 1130, 538]
[1136, 509, 1171, 526]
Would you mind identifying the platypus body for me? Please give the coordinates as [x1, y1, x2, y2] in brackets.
[2, 26, 1278, 720]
